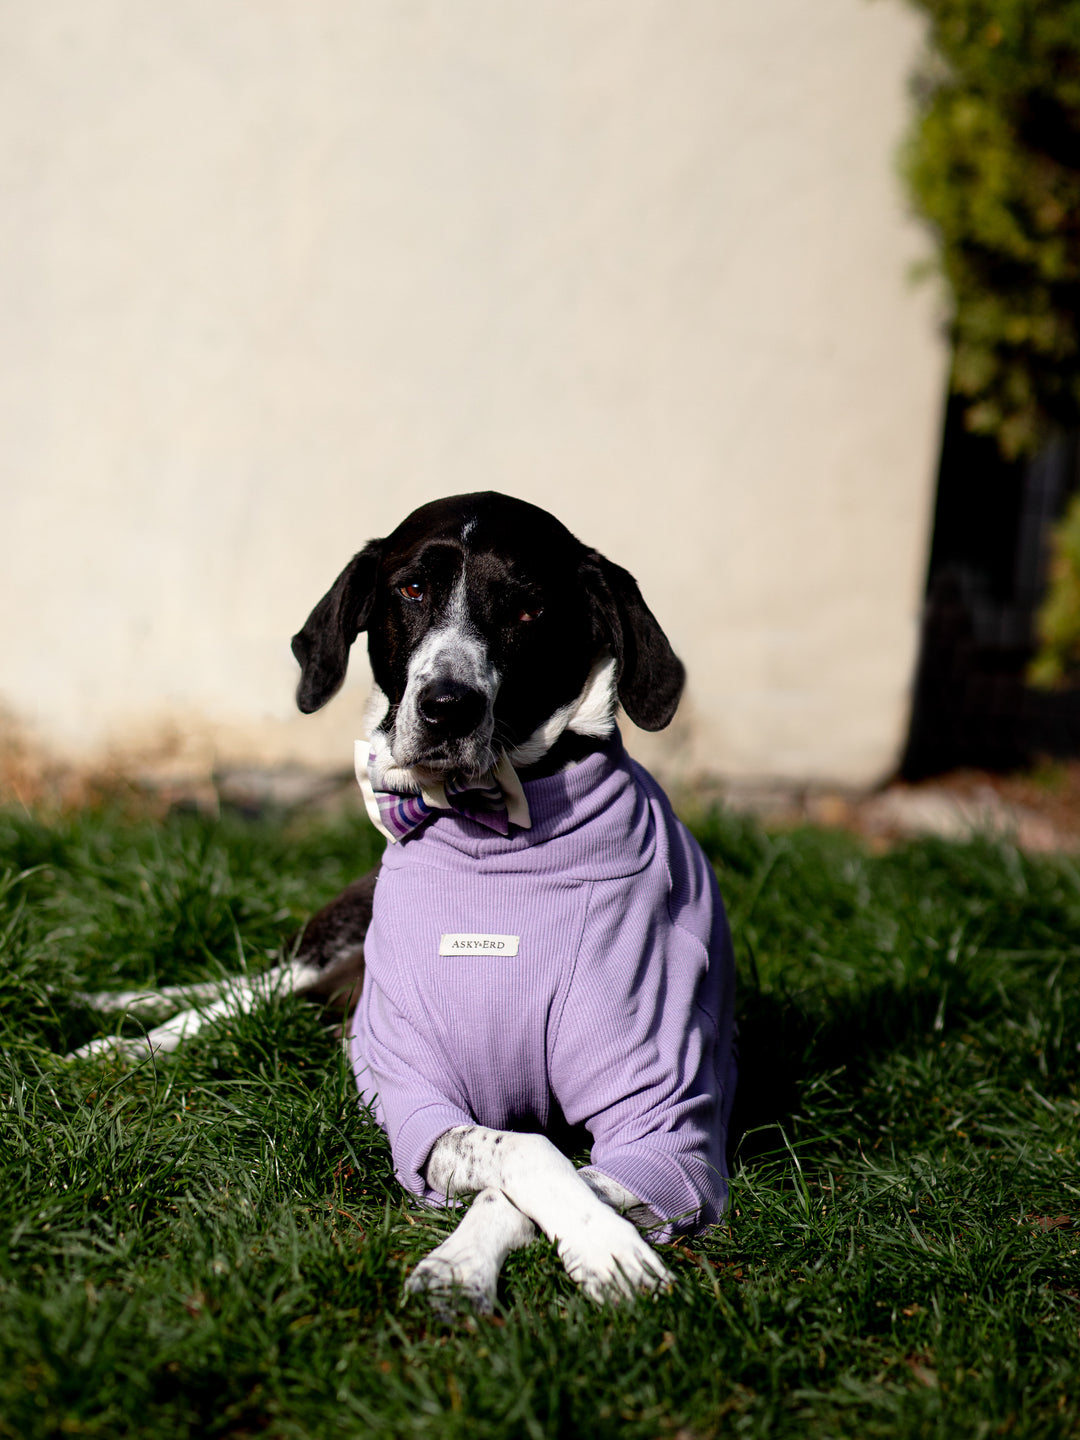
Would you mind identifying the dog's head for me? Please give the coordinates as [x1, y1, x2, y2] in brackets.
[291, 492, 684, 780]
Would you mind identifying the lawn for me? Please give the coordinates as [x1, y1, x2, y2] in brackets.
[0, 797, 1077, 1438]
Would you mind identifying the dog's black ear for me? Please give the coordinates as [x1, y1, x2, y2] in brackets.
[291, 542, 382, 714]
[583, 550, 685, 730]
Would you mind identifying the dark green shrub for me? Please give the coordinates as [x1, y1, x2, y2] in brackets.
[903, 0, 1080, 460]
[903, 1, 1080, 683]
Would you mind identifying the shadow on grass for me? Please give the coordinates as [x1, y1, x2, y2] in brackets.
[727, 965, 1006, 1167]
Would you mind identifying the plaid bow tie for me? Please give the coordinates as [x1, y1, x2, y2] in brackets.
[355, 742, 531, 843]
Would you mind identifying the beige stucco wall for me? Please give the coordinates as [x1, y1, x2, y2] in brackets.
[0, 0, 946, 791]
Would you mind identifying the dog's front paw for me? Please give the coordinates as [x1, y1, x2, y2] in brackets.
[556, 1206, 672, 1304]
[406, 1238, 498, 1317]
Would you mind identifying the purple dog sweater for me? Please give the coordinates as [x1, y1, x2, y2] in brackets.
[350, 733, 737, 1240]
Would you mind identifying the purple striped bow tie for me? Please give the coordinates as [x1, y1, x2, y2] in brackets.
[355, 742, 531, 843]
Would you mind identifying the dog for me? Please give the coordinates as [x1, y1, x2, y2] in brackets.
[72, 492, 737, 1309]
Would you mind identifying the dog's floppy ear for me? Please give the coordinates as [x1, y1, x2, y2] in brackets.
[583, 550, 685, 730]
[291, 542, 382, 714]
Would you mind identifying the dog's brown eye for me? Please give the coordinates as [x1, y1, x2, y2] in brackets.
[399, 582, 424, 601]
[518, 606, 543, 623]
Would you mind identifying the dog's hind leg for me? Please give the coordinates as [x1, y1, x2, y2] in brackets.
[65, 960, 323, 1062]
[406, 1189, 536, 1315]
[66, 867, 379, 1062]
[73, 979, 233, 1020]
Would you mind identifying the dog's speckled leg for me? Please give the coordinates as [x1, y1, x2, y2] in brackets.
[406, 1188, 536, 1315]
[424, 1126, 672, 1304]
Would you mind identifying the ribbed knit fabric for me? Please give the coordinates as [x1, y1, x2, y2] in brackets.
[350, 732, 737, 1241]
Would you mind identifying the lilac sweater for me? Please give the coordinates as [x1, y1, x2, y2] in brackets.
[350, 734, 737, 1240]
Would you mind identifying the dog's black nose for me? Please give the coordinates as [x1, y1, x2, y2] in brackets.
[416, 679, 487, 737]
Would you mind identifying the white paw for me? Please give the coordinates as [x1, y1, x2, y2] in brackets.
[405, 1238, 498, 1316]
[556, 1206, 672, 1304]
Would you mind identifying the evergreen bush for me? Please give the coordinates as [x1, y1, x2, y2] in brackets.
[903, 0, 1080, 683]
[904, 0, 1080, 458]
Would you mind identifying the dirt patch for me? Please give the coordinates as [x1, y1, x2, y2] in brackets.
[806, 763, 1080, 852]
[709, 759, 1080, 852]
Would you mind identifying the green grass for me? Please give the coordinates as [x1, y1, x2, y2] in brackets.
[1, 799, 1078, 1438]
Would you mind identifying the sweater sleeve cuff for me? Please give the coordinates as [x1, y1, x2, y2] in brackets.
[392, 1101, 476, 1205]
[582, 1144, 728, 1243]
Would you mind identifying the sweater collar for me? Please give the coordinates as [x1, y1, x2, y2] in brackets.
[376, 731, 657, 881]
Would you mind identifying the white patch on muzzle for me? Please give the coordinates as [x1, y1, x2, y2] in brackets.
[387, 573, 500, 775]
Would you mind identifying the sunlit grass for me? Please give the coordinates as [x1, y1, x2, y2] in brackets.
[1, 801, 1077, 1437]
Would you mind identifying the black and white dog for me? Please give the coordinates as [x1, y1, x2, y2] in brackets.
[73, 493, 736, 1309]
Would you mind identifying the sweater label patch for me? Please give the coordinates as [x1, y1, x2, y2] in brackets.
[439, 933, 520, 957]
